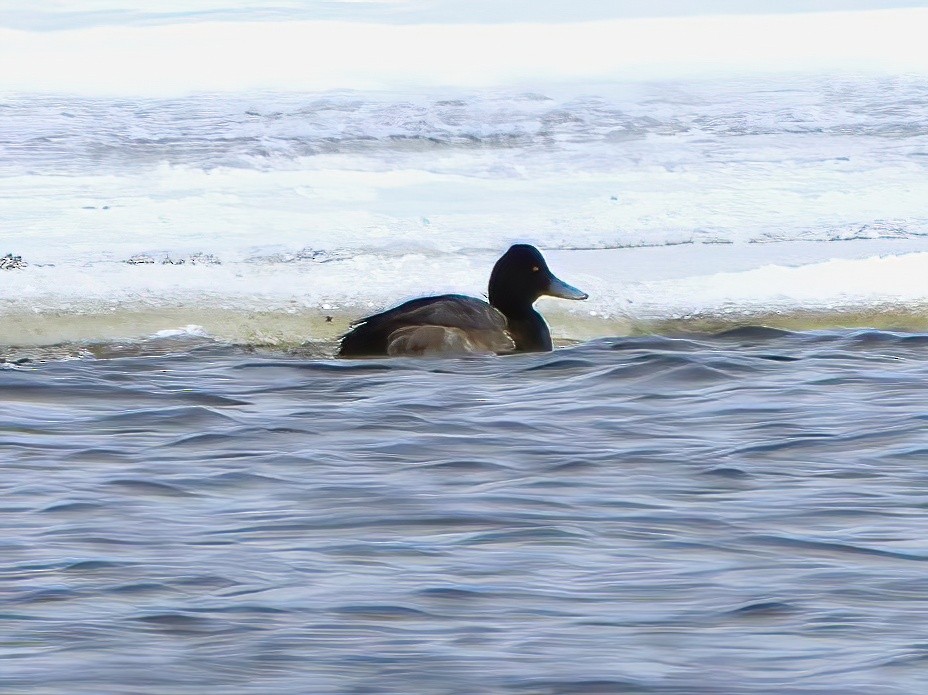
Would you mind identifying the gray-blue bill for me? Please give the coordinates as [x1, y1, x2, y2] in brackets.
[545, 276, 588, 300]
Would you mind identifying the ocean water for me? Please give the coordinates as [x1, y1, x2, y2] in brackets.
[3, 330, 928, 694]
[3, 2, 928, 693]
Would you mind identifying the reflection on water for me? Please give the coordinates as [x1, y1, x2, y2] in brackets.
[2, 330, 928, 694]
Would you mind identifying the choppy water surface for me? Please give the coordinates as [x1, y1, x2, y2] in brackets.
[2, 329, 928, 694]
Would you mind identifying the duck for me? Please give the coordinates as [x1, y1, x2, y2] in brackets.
[337, 244, 588, 357]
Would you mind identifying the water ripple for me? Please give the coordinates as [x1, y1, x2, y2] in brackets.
[1, 329, 927, 694]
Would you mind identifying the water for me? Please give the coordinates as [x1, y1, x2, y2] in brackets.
[3, 329, 928, 694]
[4, 3, 928, 692]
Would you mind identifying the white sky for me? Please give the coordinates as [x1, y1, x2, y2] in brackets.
[2, 0, 928, 30]
[2, 8, 927, 95]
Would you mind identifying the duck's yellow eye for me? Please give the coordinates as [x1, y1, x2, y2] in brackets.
[532, 266, 540, 272]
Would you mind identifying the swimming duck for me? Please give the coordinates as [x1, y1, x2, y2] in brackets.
[337, 244, 587, 357]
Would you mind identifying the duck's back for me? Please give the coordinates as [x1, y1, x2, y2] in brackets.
[337, 294, 513, 357]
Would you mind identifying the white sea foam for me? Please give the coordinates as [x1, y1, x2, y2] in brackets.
[153, 324, 210, 338]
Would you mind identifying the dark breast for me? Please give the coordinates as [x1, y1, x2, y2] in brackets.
[337, 294, 511, 357]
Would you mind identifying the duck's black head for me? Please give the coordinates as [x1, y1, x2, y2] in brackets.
[488, 244, 587, 315]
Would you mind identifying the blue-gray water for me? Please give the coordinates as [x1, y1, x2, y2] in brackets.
[2, 329, 928, 694]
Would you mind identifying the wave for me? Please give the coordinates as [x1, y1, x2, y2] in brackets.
[5, 71, 928, 291]
[5, 78, 928, 267]
[5, 76, 928, 175]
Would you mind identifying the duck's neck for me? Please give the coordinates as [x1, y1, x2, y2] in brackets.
[491, 297, 552, 352]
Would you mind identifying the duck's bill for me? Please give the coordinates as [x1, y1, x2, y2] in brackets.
[545, 275, 588, 300]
